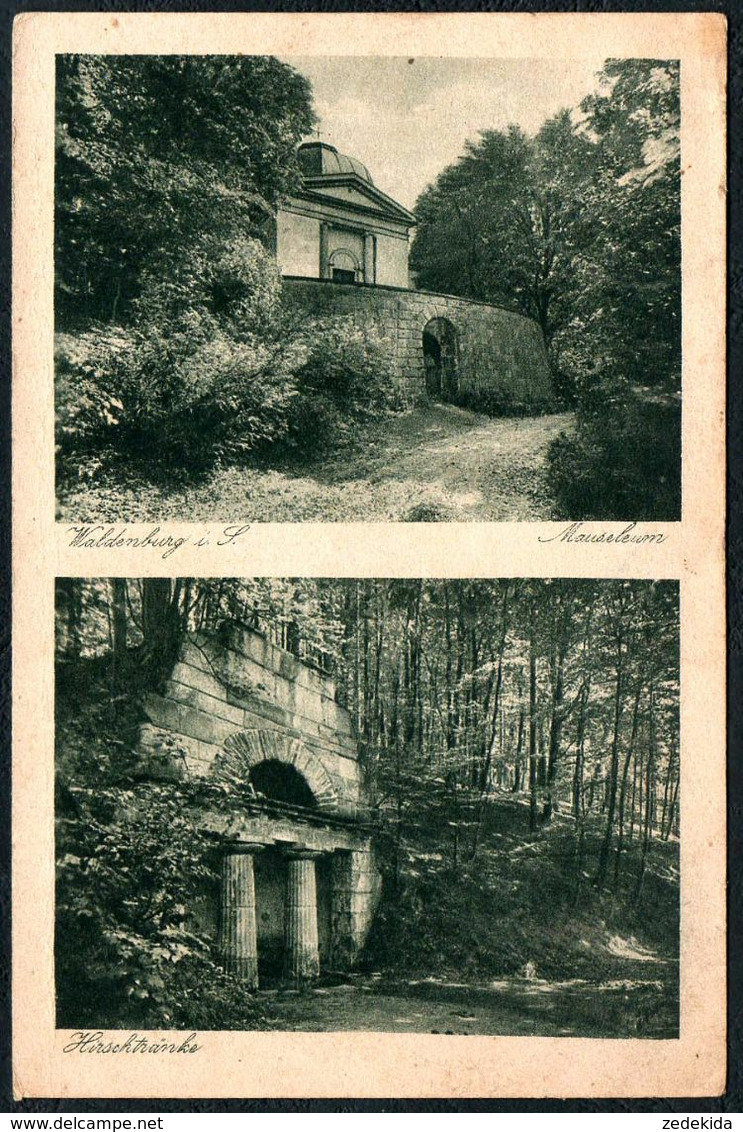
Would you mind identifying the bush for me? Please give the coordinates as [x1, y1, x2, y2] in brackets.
[55, 330, 129, 481]
[284, 320, 401, 458]
[55, 239, 309, 476]
[548, 377, 681, 521]
[56, 781, 267, 1030]
[56, 323, 303, 476]
[55, 240, 402, 477]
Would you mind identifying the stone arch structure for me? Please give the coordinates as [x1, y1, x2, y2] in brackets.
[422, 315, 459, 401]
[137, 625, 381, 986]
[216, 729, 340, 814]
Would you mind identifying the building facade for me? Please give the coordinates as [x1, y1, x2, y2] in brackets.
[276, 141, 415, 289]
[136, 622, 380, 988]
[275, 141, 554, 411]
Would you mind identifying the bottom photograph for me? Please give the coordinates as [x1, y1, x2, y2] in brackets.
[55, 577, 680, 1039]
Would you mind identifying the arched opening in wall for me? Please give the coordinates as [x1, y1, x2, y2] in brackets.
[249, 759, 318, 809]
[422, 317, 459, 402]
[328, 248, 360, 284]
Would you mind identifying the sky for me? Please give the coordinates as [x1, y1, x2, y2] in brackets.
[279, 56, 609, 211]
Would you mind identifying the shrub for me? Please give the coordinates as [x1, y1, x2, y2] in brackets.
[56, 781, 267, 1030]
[548, 377, 681, 520]
[285, 320, 400, 457]
[296, 320, 399, 412]
[56, 323, 304, 475]
[55, 239, 305, 476]
[55, 330, 129, 475]
[55, 240, 403, 477]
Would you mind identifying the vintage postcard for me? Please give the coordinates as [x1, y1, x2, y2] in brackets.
[12, 12, 725, 1100]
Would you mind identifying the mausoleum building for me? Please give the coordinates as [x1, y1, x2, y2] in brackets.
[275, 141, 554, 411]
[276, 141, 416, 288]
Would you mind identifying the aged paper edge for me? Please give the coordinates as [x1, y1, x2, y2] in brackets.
[12, 11, 727, 1100]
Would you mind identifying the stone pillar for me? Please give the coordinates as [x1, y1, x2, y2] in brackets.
[329, 851, 355, 970]
[319, 223, 329, 279]
[218, 842, 263, 990]
[363, 233, 376, 285]
[284, 850, 321, 986]
[330, 848, 377, 970]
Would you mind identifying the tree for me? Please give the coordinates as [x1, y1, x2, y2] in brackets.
[554, 59, 681, 394]
[410, 60, 680, 401]
[55, 55, 314, 329]
[410, 126, 564, 345]
[409, 60, 681, 517]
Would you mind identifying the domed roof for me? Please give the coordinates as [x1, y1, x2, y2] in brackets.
[297, 141, 374, 186]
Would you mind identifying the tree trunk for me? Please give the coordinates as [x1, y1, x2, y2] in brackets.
[141, 578, 183, 680]
[634, 677, 657, 904]
[529, 610, 539, 833]
[110, 578, 128, 696]
[614, 675, 644, 889]
[596, 629, 624, 888]
[56, 578, 83, 659]
[478, 582, 511, 793]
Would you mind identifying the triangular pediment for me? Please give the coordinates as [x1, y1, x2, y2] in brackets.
[296, 174, 416, 226]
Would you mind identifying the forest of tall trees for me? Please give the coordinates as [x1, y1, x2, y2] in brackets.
[56, 577, 680, 1034]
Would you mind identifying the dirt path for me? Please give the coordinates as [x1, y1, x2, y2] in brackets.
[59, 406, 573, 523]
[262, 969, 677, 1038]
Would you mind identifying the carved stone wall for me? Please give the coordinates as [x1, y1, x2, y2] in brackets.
[136, 623, 381, 974]
[138, 623, 364, 818]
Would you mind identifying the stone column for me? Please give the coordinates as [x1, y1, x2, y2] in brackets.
[363, 233, 376, 285]
[284, 850, 321, 986]
[319, 223, 329, 279]
[218, 842, 263, 991]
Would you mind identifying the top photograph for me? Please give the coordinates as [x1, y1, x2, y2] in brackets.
[55, 53, 681, 524]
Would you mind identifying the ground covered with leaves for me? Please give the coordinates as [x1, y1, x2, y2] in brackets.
[343, 796, 680, 1038]
[58, 405, 572, 524]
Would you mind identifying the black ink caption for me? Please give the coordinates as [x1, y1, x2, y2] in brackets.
[66, 524, 251, 559]
[63, 1030, 199, 1054]
[539, 521, 667, 545]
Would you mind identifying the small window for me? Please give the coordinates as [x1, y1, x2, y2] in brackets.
[332, 267, 356, 284]
[328, 247, 359, 283]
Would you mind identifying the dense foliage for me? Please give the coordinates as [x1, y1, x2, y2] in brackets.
[56, 55, 314, 328]
[56, 578, 680, 1025]
[55, 57, 399, 481]
[411, 60, 681, 518]
[55, 652, 268, 1029]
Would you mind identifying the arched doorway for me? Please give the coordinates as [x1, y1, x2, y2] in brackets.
[423, 317, 459, 402]
[216, 730, 340, 814]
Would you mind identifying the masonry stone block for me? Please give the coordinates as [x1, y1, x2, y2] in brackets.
[284, 278, 553, 409]
[137, 625, 382, 976]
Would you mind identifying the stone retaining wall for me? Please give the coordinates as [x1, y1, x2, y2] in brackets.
[283, 277, 554, 409]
